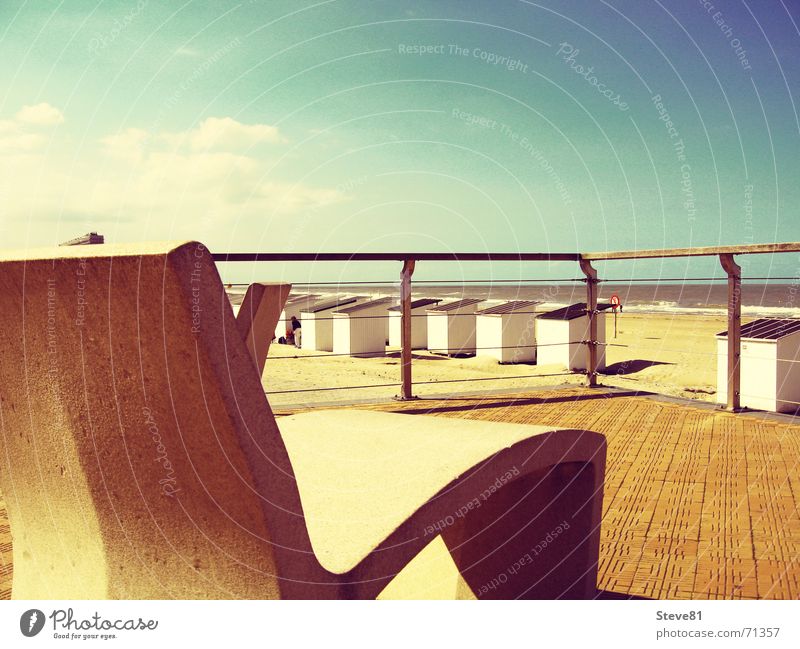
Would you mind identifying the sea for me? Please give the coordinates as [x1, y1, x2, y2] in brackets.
[226, 282, 800, 319]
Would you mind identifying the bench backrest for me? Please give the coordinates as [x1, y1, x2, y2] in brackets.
[236, 282, 291, 375]
[0, 242, 313, 598]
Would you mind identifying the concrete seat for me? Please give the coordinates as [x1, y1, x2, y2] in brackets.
[280, 410, 605, 599]
[235, 282, 292, 376]
[0, 241, 605, 599]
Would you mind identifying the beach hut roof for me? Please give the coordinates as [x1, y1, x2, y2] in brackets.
[387, 298, 442, 312]
[717, 318, 800, 340]
[302, 296, 361, 313]
[476, 300, 541, 315]
[333, 297, 396, 314]
[286, 293, 321, 304]
[538, 302, 613, 321]
[427, 298, 483, 312]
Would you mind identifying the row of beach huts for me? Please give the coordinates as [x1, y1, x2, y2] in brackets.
[263, 293, 615, 370]
[230, 290, 800, 414]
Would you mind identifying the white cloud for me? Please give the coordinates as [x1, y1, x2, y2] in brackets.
[136, 150, 345, 214]
[0, 119, 45, 152]
[165, 116, 285, 151]
[175, 46, 201, 57]
[15, 102, 64, 126]
[0, 102, 64, 152]
[0, 115, 346, 237]
[0, 132, 46, 152]
[254, 183, 347, 212]
[100, 128, 149, 162]
[95, 117, 339, 216]
[0, 112, 349, 249]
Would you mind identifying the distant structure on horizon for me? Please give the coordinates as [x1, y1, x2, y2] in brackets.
[59, 232, 105, 246]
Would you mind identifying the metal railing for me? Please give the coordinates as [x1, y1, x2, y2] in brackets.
[215, 242, 800, 410]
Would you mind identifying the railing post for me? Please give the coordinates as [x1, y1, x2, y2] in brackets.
[579, 258, 599, 388]
[399, 258, 416, 400]
[720, 253, 742, 411]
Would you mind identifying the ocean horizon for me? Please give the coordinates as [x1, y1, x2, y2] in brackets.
[227, 282, 800, 319]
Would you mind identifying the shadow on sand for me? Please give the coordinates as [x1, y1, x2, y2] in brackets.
[602, 359, 674, 375]
[383, 351, 451, 362]
[388, 390, 643, 417]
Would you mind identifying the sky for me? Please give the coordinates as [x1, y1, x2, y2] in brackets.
[0, 0, 798, 283]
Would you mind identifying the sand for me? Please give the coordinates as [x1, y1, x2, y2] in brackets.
[262, 313, 725, 408]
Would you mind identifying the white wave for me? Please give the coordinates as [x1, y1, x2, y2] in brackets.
[610, 303, 800, 319]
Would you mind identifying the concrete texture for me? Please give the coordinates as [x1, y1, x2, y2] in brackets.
[0, 242, 292, 598]
[279, 409, 606, 599]
[236, 282, 292, 375]
[0, 241, 606, 599]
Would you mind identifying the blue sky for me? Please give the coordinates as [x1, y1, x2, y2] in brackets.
[0, 1, 798, 282]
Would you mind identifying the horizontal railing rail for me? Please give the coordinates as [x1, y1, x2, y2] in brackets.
[217, 241, 800, 410]
[213, 252, 581, 262]
[581, 242, 800, 260]
[214, 242, 800, 263]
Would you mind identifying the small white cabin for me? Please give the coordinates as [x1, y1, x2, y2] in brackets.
[426, 298, 483, 357]
[300, 296, 365, 352]
[475, 300, 541, 364]
[333, 297, 396, 357]
[387, 298, 442, 349]
[274, 293, 322, 340]
[535, 303, 610, 371]
[716, 318, 800, 413]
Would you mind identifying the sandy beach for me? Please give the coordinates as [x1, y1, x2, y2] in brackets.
[263, 312, 724, 408]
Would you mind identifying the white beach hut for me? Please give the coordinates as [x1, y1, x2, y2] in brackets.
[332, 297, 397, 357]
[426, 298, 483, 357]
[300, 296, 365, 352]
[273, 293, 322, 340]
[475, 300, 541, 364]
[387, 298, 442, 349]
[716, 318, 800, 413]
[535, 303, 610, 371]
